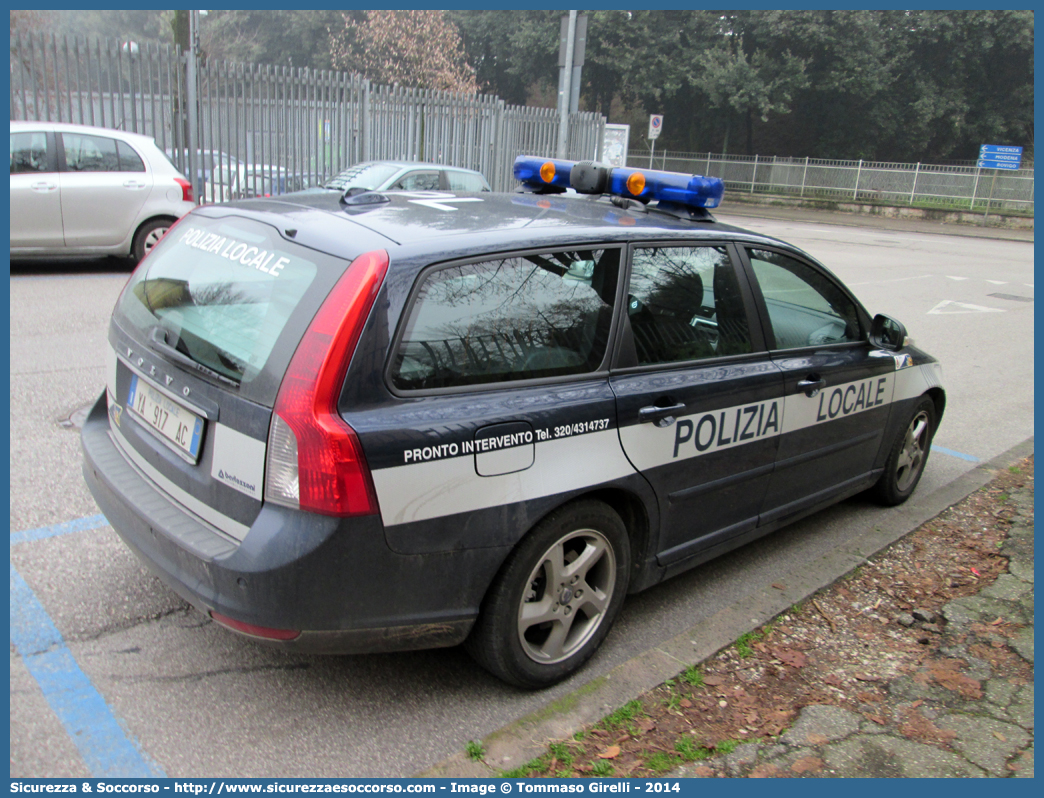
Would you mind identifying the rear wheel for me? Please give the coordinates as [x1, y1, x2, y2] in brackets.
[873, 397, 935, 506]
[465, 500, 630, 688]
[131, 218, 174, 263]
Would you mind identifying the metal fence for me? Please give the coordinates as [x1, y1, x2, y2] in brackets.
[10, 33, 606, 197]
[636, 151, 1034, 214]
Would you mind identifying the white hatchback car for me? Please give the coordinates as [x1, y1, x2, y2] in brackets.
[10, 121, 196, 262]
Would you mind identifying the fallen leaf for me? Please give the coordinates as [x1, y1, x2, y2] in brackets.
[990, 617, 1004, 625]
[771, 582, 786, 590]
[853, 673, 879, 682]
[703, 675, 724, 686]
[993, 732, 1007, 742]
[679, 699, 692, 708]
[636, 719, 656, 733]
[773, 648, 808, 668]
[598, 746, 621, 760]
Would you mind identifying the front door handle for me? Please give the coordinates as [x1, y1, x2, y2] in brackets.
[798, 376, 826, 397]
[639, 402, 686, 427]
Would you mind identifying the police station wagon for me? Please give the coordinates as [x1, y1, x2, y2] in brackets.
[81, 156, 945, 688]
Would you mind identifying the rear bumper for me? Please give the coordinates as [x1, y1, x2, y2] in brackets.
[81, 393, 507, 653]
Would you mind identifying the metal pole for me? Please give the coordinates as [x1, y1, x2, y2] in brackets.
[186, 10, 199, 199]
[800, 156, 808, 197]
[556, 10, 576, 159]
[982, 169, 998, 226]
[751, 154, 758, 193]
[909, 162, 920, 205]
[649, 139, 655, 169]
[853, 159, 863, 199]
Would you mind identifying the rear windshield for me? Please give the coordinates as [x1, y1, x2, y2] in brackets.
[115, 216, 319, 396]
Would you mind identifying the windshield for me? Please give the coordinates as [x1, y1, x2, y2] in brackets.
[116, 217, 318, 390]
[323, 162, 402, 191]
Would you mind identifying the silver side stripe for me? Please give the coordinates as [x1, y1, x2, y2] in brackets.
[373, 361, 942, 527]
[371, 429, 635, 527]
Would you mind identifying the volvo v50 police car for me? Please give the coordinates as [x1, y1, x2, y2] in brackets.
[82, 156, 944, 688]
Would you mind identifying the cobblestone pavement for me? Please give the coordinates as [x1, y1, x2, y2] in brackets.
[673, 484, 1034, 778]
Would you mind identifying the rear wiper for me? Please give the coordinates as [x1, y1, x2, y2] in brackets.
[148, 326, 241, 388]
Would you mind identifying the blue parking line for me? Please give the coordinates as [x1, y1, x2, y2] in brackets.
[10, 513, 110, 547]
[930, 445, 981, 463]
[10, 515, 166, 777]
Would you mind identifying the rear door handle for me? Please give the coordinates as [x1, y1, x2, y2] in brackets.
[639, 402, 686, 427]
[798, 377, 826, 397]
[30, 181, 58, 192]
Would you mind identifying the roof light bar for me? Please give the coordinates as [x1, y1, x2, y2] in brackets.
[513, 155, 725, 210]
[512, 157, 574, 191]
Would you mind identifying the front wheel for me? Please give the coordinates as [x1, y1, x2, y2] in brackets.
[465, 500, 630, 688]
[873, 397, 935, 506]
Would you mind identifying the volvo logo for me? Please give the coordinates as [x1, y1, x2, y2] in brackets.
[127, 348, 190, 398]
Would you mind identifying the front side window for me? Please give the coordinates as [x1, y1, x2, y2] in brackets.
[627, 246, 752, 365]
[391, 171, 440, 191]
[747, 249, 861, 349]
[10, 131, 50, 173]
[391, 248, 620, 390]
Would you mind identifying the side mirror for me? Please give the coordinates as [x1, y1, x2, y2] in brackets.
[869, 314, 907, 350]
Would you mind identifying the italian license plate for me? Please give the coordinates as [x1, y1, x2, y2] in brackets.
[127, 374, 204, 461]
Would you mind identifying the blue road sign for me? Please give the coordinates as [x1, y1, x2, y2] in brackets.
[977, 160, 1020, 170]
[977, 159, 1021, 170]
[978, 144, 1022, 170]
[980, 144, 1023, 156]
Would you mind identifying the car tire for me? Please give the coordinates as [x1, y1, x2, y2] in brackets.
[465, 500, 630, 689]
[873, 396, 935, 506]
[131, 218, 175, 263]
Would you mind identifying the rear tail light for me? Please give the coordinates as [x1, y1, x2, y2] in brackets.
[264, 249, 389, 517]
[175, 176, 194, 203]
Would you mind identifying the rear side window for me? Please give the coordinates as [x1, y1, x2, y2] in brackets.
[115, 217, 319, 391]
[391, 248, 620, 390]
[445, 171, 488, 191]
[117, 141, 146, 172]
[627, 245, 752, 364]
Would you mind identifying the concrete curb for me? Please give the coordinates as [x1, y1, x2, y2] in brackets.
[418, 437, 1034, 778]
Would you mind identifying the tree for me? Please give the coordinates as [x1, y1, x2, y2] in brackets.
[329, 10, 479, 93]
[198, 10, 346, 70]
